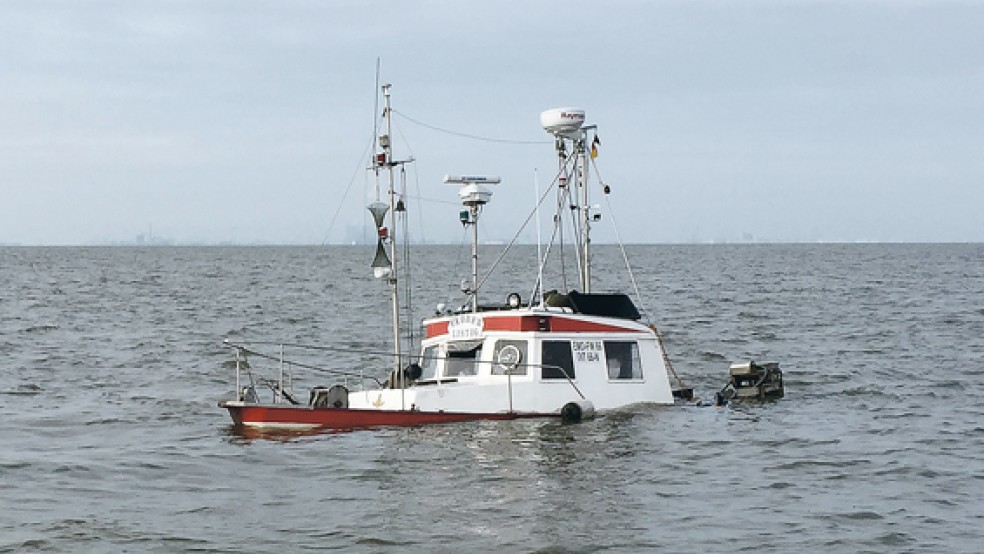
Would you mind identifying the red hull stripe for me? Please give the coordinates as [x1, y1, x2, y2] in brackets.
[546, 318, 643, 333]
[226, 405, 538, 430]
[426, 314, 642, 338]
[426, 320, 449, 338]
[483, 315, 541, 332]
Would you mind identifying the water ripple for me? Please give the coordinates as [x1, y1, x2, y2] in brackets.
[1, 244, 982, 553]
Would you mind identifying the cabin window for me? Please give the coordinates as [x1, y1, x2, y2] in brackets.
[492, 340, 527, 375]
[605, 341, 642, 380]
[541, 340, 575, 380]
[418, 346, 439, 381]
[443, 341, 483, 377]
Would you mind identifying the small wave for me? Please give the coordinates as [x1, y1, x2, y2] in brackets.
[932, 379, 965, 389]
[17, 539, 51, 549]
[176, 505, 213, 515]
[737, 311, 770, 320]
[2, 383, 43, 396]
[121, 460, 170, 470]
[756, 437, 841, 449]
[53, 464, 91, 474]
[83, 418, 125, 426]
[45, 518, 89, 531]
[24, 324, 59, 334]
[766, 481, 795, 489]
[837, 386, 899, 399]
[842, 510, 884, 521]
[356, 536, 404, 547]
[872, 466, 919, 478]
[775, 459, 863, 471]
[874, 531, 914, 546]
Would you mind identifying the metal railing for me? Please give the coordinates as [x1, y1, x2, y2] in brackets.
[224, 340, 385, 404]
[223, 339, 586, 412]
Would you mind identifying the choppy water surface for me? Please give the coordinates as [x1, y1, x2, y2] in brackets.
[1, 244, 982, 552]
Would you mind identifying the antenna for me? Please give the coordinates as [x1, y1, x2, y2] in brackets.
[534, 169, 544, 307]
[541, 107, 594, 293]
[540, 108, 586, 137]
[372, 59, 381, 201]
[444, 175, 501, 311]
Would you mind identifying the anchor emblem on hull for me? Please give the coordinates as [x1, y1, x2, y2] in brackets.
[372, 393, 384, 408]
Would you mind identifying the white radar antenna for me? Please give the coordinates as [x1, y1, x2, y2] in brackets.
[444, 175, 501, 311]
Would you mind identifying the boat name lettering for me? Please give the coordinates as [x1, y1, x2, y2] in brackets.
[449, 314, 484, 339]
[572, 340, 602, 363]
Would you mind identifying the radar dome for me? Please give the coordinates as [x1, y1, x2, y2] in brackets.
[540, 108, 586, 135]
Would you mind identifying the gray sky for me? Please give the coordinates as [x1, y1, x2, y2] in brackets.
[2, 0, 982, 245]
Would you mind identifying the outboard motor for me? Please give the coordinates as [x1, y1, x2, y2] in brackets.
[717, 361, 784, 404]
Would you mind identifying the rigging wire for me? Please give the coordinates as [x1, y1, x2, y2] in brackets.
[399, 164, 417, 356]
[229, 340, 581, 389]
[556, 170, 569, 292]
[227, 343, 386, 386]
[590, 155, 688, 390]
[320, 133, 376, 246]
[392, 109, 550, 145]
[554, 152, 584, 292]
[534, 169, 544, 306]
[530, 209, 564, 303]
[405, 170, 423, 360]
[390, 113, 430, 242]
[467, 164, 563, 305]
[588, 156, 645, 313]
[410, 149, 427, 246]
[407, 194, 461, 207]
[372, 58, 381, 201]
[452, 224, 471, 308]
[389, 115, 423, 356]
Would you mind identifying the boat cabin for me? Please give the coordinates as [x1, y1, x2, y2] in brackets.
[380, 292, 675, 413]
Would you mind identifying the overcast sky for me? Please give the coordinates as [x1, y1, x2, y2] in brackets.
[2, 0, 982, 245]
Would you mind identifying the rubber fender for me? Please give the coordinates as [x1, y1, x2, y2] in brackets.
[560, 400, 595, 423]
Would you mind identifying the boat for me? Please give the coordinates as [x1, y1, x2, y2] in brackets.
[219, 87, 687, 432]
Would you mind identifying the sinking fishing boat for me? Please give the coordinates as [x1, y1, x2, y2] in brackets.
[219, 86, 688, 431]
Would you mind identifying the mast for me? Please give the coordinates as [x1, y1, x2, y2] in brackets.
[469, 200, 480, 312]
[540, 108, 594, 293]
[383, 85, 401, 381]
[576, 128, 594, 293]
[369, 84, 410, 388]
[445, 175, 500, 312]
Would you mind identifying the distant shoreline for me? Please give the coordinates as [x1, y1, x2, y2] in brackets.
[2, 241, 982, 248]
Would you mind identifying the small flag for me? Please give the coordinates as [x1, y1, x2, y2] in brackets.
[590, 135, 601, 159]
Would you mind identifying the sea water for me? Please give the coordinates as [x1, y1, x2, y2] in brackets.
[1, 244, 982, 552]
